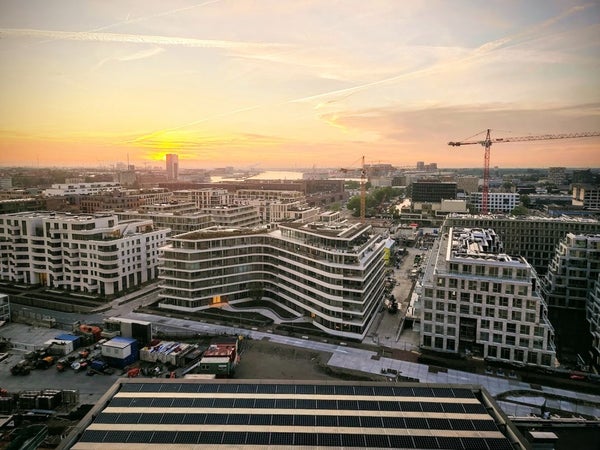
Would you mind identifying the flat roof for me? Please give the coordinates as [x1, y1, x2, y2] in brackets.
[61, 380, 527, 450]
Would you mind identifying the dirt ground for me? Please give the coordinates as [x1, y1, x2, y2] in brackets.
[234, 338, 335, 380]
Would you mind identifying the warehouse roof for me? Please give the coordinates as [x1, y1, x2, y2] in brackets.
[60, 379, 527, 450]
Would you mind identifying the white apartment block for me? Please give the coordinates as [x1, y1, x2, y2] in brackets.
[0, 212, 169, 296]
[118, 210, 213, 236]
[42, 182, 122, 197]
[190, 189, 232, 209]
[587, 274, 600, 371]
[159, 221, 387, 339]
[542, 233, 600, 311]
[418, 227, 556, 367]
[469, 192, 519, 213]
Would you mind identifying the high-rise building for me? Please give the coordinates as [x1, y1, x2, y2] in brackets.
[0, 212, 168, 296]
[587, 274, 600, 371]
[417, 226, 556, 367]
[166, 153, 179, 180]
[158, 220, 386, 339]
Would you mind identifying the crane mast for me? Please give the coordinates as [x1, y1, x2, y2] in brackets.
[449, 130, 600, 214]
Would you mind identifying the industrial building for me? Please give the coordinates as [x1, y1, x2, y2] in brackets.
[417, 227, 557, 367]
[158, 218, 386, 339]
[60, 380, 527, 450]
[0, 212, 168, 296]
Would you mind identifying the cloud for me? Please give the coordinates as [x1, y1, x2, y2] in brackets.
[0, 27, 289, 52]
[93, 46, 165, 70]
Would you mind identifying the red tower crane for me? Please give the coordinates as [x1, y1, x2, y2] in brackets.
[448, 130, 600, 214]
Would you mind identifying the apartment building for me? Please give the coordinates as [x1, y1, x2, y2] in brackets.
[444, 215, 600, 276]
[117, 210, 213, 236]
[158, 221, 386, 339]
[189, 188, 231, 209]
[204, 205, 261, 228]
[587, 274, 600, 371]
[572, 184, 600, 210]
[43, 182, 122, 197]
[417, 227, 556, 367]
[469, 192, 519, 213]
[0, 212, 168, 296]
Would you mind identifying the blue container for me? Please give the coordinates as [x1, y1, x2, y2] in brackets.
[55, 334, 82, 349]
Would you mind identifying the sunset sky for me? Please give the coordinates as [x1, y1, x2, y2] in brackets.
[0, 0, 599, 169]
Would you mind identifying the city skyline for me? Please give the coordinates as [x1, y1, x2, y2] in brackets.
[1, 0, 599, 169]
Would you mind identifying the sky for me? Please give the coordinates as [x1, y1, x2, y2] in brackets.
[0, 0, 599, 170]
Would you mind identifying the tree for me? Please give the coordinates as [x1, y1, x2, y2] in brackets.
[510, 205, 528, 216]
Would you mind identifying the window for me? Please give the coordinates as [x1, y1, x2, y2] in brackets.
[480, 319, 490, 329]
[513, 298, 522, 308]
[498, 309, 508, 319]
[492, 283, 502, 293]
[493, 321, 503, 331]
[462, 264, 472, 274]
[511, 311, 522, 321]
[436, 278, 445, 287]
[423, 335, 432, 347]
[486, 308, 495, 318]
[434, 337, 444, 349]
[480, 281, 489, 292]
[493, 334, 502, 343]
[480, 331, 489, 341]
[501, 347, 511, 360]
[489, 267, 499, 277]
[468, 280, 477, 290]
[475, 265, 485, 275]
[519, 338, 529, 348]
[446, 339, 456, 351]
[448, 303, 456, 313]
[506, 336, 515, 346]
[520, 324, 530, 334]
[505, 284, 514, 294]
[488, 345, 497, 357]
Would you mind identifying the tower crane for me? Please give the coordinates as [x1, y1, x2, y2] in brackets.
[448, 130, 600, 214]
[341, 155, 367, 221]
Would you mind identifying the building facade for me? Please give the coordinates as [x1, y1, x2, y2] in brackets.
[411, 181, 457, 203]
[572, 184, 600, 210]
[587, 274, 600, 372]
[469, 192, 519, 213]
[418, 227, 556, 367]
[0, 212, 168, 296]
[159, 221, 386, 339]
[166, 154, 179, 181]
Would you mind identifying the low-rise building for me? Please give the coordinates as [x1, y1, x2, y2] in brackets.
[469, 192, 519, 213]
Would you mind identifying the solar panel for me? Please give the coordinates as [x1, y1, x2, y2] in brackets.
[139, 413, 163, 424]
[379, 400, 401, 411]
[255, 398, 276, 408]
[217, 384, 238, 393]
[130, 397, 153, 407]
[227, 414, 250, 425]
[315, 385, 335, 395]
[442, 402, 465, 413]
[109, 397, 131, 407]
[296, 384, 315, 394]
[127, 431, 153, 443]
[392, 386, 415, 396]
[449, 418, 475, 431]
[249, 414, 271, 425]
[317, 399, 337, 410]
[79, 430, 107, 442]
[197, 384, 219, 393]
[275, 384, 295, 394]
[405, 417, 429, 429]
[171, 397, 194, 407]
[237, 384, 257, 393]
[246, 432, 270, 445]
[178, 383, 200, 393]
[382, 416, 405, 428]
[234, 398, 255, 408]
[315, 415, 338, 427]
[412, 387, 435, 397]
[463, 403, 487, 414]
[94, 413, 119, 424]
[337, 399, 359, 411]
[192, 398, 213, 408]
[358, 400, 379, 410]
[204, 413, 228, 424]
[173, 431, 199, 444]
[273, 398, 292, 409]
[413, 435, 441, 449]
[115, 413, 141, 424]
[182, 413, 206, 424]
[161, 413, 185, 424]
[221, 431, 247, 445]
[461, 437, 490, 450]
[364, 434, 389, 448]
[388, 435, 414, 448]
[421, 402, 444, 412]
[432, 387, 455, 398]
[436, 436, 465, 449]
[318, 433, 342, 447]
[337, 415, 360, 427]
[120, 384, 142, 392]
[360, 416, 383, 428]
[149, 431, 175, 443]
[295, 433, 318, 446]
[151, 398, 172, 408]
[271, 414, 294, 426]
[354, 386, 374, 396]
[373, 385, 395, 396]
[270, 432, 294, 445]
[399, 401, 422, 412]
[472, 419, 499, 431]
[213, 398, 235, 408]
[341, 433, 366, 447]
[427, 418, 451, 430]
[257, 384, 277, 394]
[139, 383, 160, 392]
[294, 415, 315, 426]
[197, 431, 223, 445]
[296, 399, 317, 409]
[452, 388, 475, 398]
[334, 385, 354, 395]
[102, 430, 130, 443]
[159, 383, 181, 392]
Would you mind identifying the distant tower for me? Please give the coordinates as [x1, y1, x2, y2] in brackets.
[416, 161, 425, 171]
[166, 154, 179, 180]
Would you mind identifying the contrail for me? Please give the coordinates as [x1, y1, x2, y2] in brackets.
[0, 28, 287, 51]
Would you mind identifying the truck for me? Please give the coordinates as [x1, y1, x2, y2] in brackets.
[87, 359, 114, 375]
[10, 360, 32, 376]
